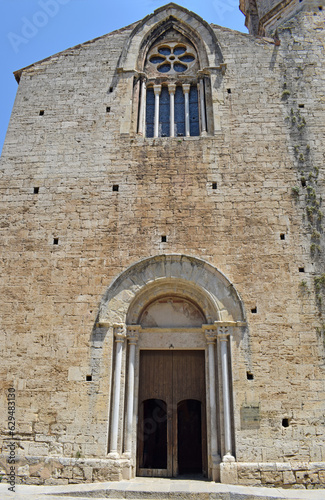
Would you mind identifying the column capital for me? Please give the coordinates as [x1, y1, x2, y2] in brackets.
[168, 83, 176, 94]
[127, 326, 140, 344]
[153, 84, 162, 95]
[113, 323, 126, 341]
[182, 83, 191, 94]
[203, 324, 217, 343]
[205, 330, 217, 344]
[217, 326, 230, 340]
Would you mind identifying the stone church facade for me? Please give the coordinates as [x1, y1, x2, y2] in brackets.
[1, 1, 325, 489]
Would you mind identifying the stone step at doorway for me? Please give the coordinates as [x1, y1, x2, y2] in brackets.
[2, 478, 325, 500]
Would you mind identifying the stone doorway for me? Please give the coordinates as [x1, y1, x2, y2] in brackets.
[99, 255, 246, 481]
[137, 350, 207, 478]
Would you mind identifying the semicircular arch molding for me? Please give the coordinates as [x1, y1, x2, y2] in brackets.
[98, 255, 246, 327]
[126, 279, 218, 325]
[118, 3, 223, 73]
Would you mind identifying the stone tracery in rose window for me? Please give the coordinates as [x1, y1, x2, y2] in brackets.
[145, 41, 199, 77]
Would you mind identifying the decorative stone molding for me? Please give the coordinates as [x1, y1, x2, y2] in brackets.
[98, 255, 246, 327]
[117, 3, 224, 74]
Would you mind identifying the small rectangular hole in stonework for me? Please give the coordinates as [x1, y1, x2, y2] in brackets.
[280, 233, 285, 240]
[86, 375, 92, 381]
[298, 104, 305, 108]
[247, 372, 254, 380]
[282, 418, 289, 427]
[53, 238, 59, 245]
[109, 87, 113, 92]
[301, 178, 306, 187]
[251, 307, 257, 314]
[39, 110, 44, 116]
[33, 187, 39, 194]
[227, 89, 231, 94]
[112, 185, 119, 192]
[299, 267, 305, 273]
[106, 107, 111, 113]
[161, 235, 167, 242]
[212, 182, 217, 189]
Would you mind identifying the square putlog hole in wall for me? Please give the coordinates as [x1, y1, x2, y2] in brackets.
[212, 182, 217, 190]
[282, 418, 290, 427]
[53, 238, 59, 245]
[251, 307, 257, 314]
[33, 187, 39, 194]
[246, 372, 254, 380]
[161, 235, 167, 242]
[39, 110, 45, 116]
[106, 107, 111, 113]
[112, 185, 119, 192]
[280, 233, 286, 240]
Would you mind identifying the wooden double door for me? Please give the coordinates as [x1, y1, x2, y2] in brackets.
[137, 350, 207, 477]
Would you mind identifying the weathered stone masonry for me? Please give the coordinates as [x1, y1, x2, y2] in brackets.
[0, 2, 324, 488]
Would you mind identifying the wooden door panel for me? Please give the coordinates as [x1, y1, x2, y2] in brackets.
[172, 350, 205, 476]
[138, 350, 173, 405]
[138, 351, 172, 475]
[137, 350, 207, 477]
[173, 350, 205, 404]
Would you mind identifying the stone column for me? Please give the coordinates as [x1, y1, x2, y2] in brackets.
[168, 84, 176, 137]
[138, 79, 146, 136]
[182, 84, 191, 137]
[205, 330, 221, 480]
[124, 328, 139, 456]
[218, 326, 235, 461]
[153, 84, 161, 138]
[109, 324, 126, 456]
[199, 79, 207, 135]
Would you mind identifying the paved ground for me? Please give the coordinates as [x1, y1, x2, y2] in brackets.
[1, 478, 325, 500]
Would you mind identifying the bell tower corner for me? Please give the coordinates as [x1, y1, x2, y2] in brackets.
[240, 0, 325, 36]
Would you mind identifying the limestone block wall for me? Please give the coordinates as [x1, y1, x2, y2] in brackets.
[0, 6, 324, 488]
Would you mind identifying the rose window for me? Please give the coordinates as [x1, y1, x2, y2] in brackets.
[140, 38, 208, 137]
[148, 42, 196, 74]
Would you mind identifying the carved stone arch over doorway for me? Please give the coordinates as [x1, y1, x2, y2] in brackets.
[98, 255, 246, 481]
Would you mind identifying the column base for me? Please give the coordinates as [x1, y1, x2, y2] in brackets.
[223, 453, 235, 462]
[220, 460, 238, 484]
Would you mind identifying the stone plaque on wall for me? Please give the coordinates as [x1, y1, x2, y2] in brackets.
[240, 404, 260, 430]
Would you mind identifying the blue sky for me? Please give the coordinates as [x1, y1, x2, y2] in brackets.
[0, 0, 247, 153]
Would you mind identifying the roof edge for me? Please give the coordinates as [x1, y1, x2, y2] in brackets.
[13, 20, 139, 83]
